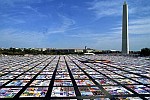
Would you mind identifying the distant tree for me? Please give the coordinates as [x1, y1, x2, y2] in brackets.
[0, 49, 2, 54]
[140, 48, 150, 56]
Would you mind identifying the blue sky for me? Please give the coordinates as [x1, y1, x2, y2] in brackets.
[0, 0, 150, 50]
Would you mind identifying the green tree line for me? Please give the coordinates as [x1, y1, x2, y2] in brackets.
[0, 47, 150, 56]
[140, 48, 150, 56]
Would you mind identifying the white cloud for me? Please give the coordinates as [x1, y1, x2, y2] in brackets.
[87, 0, 150, 20]
[46, 14, 75, 34]
[87, 0, 122, 19]
[9, 18, 26, 24]
[0, 0, 42, 7]
[129, 17, 150, 25]
[129, 24, 150, 35]
[0, 13, 26, 24]
[23, 5, 47, 17]
[0, 28, 47, 47]
[69, 33, 100, 38]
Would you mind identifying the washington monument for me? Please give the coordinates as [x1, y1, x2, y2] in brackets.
[122, 1, 129, 54]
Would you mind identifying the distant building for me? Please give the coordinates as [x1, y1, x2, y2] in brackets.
[84, 53, 95, 55]
[75, 49, 84, 53]
[86, 49, 94, 53]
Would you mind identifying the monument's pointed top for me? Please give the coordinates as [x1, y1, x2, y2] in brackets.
[124, 0, 127, 5]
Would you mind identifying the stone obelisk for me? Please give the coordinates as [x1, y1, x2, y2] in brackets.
[122, 1, 129, 54]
